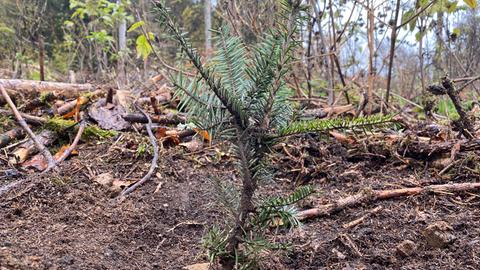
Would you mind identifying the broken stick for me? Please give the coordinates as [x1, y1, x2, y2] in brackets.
[119, 105, 159, 197]
[297, 182, 480, 220]
[122, 112, 186, 125]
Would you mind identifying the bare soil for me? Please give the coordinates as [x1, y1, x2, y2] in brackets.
[1, 134, 480, 269]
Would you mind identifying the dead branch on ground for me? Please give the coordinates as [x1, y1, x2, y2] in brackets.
[122, 112, 186, 125]
[297, 182, 480, 220]
[118, 105, 159, 197]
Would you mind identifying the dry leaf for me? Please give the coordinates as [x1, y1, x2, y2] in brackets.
[450, 141, 461, 161]
[88, 99, 131, 130]
[22, 154, 48, 171]
[53, 144, 78, 160]
[62, 96, 89, 120]
[156, 127, 180, 145]
[179, 139, 201, 152]
[329, 131, 355, 144]
[111, 179, 135, 193]
[194, 128, 211, 142]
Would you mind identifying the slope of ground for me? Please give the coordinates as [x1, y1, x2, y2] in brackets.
[1, 135, 479, 269]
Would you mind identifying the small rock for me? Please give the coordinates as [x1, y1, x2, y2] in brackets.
[332, 248, 346, 260]
[423, 221, 456, 248]
[396, 240, 416, 257]
[59, 255, 74, 265]
[93, 172, 114, 187]
[183, 262, 210, 270]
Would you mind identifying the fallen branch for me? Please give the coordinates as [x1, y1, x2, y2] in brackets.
[0, 84, 56, 170]
[119, 105, 159, 197]
[0, 79, 93, 98]
[297, 182, 480, 220]
[56, 90, 102, 116]
[122, 112, 186, 125]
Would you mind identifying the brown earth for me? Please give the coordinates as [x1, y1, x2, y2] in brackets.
[1, 134, 480, 270]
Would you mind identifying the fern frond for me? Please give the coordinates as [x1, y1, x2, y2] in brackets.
[278, 114, 395, 137]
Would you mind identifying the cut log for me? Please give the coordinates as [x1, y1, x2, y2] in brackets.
[0, 79, 93, 98]
[122, 112, 186, 125]
[10, 130, 56, 164]
[297, 182, 480, 220]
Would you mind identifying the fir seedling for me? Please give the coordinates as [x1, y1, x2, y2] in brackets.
[154, 1, 393, 268]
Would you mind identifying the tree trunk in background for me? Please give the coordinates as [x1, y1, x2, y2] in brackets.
[38, 35, 45, 81]
[385, 0, 401, 106]
[310, 0, 332, 101]
[419, 18, 425, 92]
[204, 0, 212, 55]
[434, 11, 444, 75]
[367, 0, 375, 113]
[117, 0, 127, 88]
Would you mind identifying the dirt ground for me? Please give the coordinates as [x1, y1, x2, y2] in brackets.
[1, 134, 480, 269]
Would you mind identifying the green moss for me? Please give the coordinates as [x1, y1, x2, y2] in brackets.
[44, 117, 117, 140]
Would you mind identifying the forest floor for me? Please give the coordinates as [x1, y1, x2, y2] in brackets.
[1, 131, 480, 270]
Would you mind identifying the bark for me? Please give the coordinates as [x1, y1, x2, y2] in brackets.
[38, 35, 45, 81]
[9, 129, 56, 165]
[222, 129, 257, 270]
[298, 183, 480, 220]
[0, 128, 25, 148]
[385, 0, 401, 105]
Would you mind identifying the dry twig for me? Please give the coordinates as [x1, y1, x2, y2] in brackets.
[298, 182, 480, 220]
[118, 105, 159, 197]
